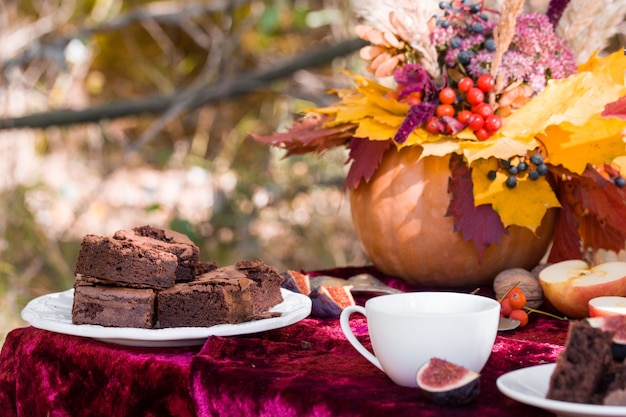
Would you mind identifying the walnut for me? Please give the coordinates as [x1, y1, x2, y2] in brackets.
[493, 268, 544, 309]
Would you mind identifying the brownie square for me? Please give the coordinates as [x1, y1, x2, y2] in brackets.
[157, 273, 253, 328]
[72, 284, 156, 329]
[234, 260, 284, 314]
[74, 235, 178, 289]
[547, 320, 614, 404]
[114, 225, 200, 282]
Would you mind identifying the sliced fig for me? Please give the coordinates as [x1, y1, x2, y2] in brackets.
[309, 275, 349, 290]
[588, 316, 626, 360]
[310, 274, 401, 295]
[281, 270, 311, 295]
[416, 358, 480, 407]
[309, 285, 355, 318]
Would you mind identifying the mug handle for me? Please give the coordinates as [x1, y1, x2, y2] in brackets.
[339, 305, 383, 372]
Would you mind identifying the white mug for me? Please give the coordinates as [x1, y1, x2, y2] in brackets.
[340, 292, 500, 387]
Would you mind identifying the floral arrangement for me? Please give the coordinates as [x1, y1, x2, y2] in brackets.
[254, 0, 626, 263]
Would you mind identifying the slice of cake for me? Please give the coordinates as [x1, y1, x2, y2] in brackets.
[233, 260, 284, 314]
[74, 234, 178, 289]
[547, 320, 616, 404]
[72, 284, 156, 329]
[115, 225, 200, 282]
[157, 269, 254, 328]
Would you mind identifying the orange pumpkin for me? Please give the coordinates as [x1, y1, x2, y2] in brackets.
[350, 147, 556, 287]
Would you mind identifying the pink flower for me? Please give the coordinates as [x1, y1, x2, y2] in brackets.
[504, 13, 577, 93]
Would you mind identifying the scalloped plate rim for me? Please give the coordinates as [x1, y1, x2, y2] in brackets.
[497, 363, 626, 417]
[21, 288, 311, 347]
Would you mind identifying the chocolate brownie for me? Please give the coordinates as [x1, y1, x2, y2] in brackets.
[114, 225, 200, 282]
[72, 225, 286, 329]
[547, 320, 615, 404]
[157, 269, 254, 328]
[73, 273, 163, 290]
[234, 260, 284, 314]
[72, 284, 156, 329]
[194, 260, 219, 276]
[74, 234, 178, 289]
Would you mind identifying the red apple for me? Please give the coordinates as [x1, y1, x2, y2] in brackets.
[589, 296, 626, 318]
[539, 260, 626, 319]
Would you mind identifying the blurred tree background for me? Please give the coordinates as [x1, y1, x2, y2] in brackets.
[0, 0, 370, 343]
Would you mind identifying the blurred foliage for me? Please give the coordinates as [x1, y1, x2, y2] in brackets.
[0, 0, 368, 343]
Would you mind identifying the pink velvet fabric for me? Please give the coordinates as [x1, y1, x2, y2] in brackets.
[0, 328, 199, 417]
[0, 267, 570, 417]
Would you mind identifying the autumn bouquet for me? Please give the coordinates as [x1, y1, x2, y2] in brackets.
[254, 0, 626, 271]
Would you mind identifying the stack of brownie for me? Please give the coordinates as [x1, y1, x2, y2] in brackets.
[71, 225, 284, 329]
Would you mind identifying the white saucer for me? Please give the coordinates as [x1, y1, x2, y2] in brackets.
[21, 288, 311, 347]
[497, 363, 626, 417]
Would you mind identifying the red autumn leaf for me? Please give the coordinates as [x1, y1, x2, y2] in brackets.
[580, 167, 626, 229]
[344, 139, 392, 189]
[548, 164, 626, 261]
[548, 204, 583, 262]
[579, 214, 626, 253]
[545, 165, 582, 261]
[578, 166, 626, 251]
[446, 154, 507, 260]
[250, 114, 356, 155]
[547, 172, 583, 262]
[602, 96, 626, 120]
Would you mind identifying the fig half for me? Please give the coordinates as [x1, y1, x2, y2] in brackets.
[281, 270, 311, 295]
[416, 358, 480, 406]
[309, 285, 355, 318]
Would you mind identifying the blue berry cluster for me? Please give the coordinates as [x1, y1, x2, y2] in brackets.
[487, 153, 550, 189]
[433, 0, 497, 73]
[437, 0, 491, 33]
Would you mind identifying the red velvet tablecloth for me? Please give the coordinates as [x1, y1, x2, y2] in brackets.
[0, 268, 570, 417]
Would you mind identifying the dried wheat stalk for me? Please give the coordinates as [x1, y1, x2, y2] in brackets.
[556, 0, 626, 64]
[489, 0, 525, 103]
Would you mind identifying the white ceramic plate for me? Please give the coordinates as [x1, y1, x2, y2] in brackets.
[497, 363, 626, 417]
[21, 288, 311, 347]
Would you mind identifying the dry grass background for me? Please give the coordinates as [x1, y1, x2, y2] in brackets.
[0, 0, 368, 344]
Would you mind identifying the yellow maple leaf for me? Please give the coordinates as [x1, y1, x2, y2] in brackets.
[347, 71, 392, 95]
[471, 158, 561, 231]
[413, 138, 458, 156]
[313, 73, 410, 140]
[460, 136, 539, 165]
[577, 50, 626, 85]
[356, 86, 409, 115]
[540, 117, 626, 174]
[502, 51, 626, 139]
[400, 128, 445, 148]
[355, 118, 399, 140]
[331, 105, 386, 125]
